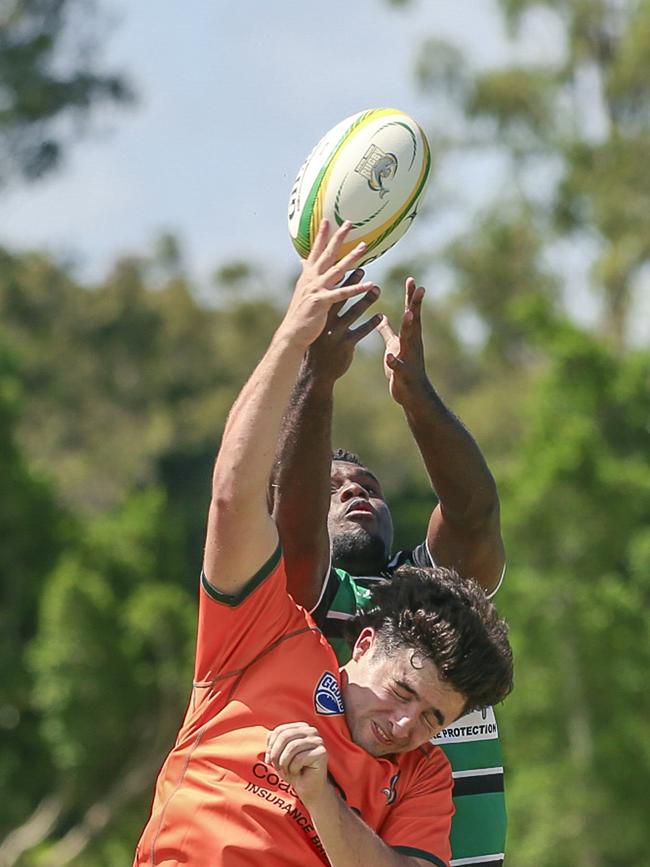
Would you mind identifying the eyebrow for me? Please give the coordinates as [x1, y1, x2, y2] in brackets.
[354, 471, 382, 491]
[333, 470, 382, 491]
[394, 679, 445, 727]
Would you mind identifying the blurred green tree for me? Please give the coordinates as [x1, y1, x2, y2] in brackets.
[0, 344, 65, 844]
[25, 488, 196, 866]
[0, 0, 133, 186]
[498, 317, 650, 867]
[0, 243, 279, 519]
[389, 0, 650, 347]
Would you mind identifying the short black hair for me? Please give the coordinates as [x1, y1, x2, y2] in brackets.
[331, 448, 366, 468]
[346, 565, 513, 715]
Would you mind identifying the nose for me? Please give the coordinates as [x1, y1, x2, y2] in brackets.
[390, 711, 418, 740]
[339, 481, 369, 501]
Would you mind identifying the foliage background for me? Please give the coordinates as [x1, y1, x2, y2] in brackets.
[1, 1, 649, 865]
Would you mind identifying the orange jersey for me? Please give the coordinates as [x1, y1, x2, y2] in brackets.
[134, 547, 453, 867]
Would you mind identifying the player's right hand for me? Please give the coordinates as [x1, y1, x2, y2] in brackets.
[279, 219, 380, 353]
[266, 721, 329, 806]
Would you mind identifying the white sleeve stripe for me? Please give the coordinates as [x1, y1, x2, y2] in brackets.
[325, 610, 354, 621]
[487, 563, 506, 599]
[308, 546, 333, 614]
[452, 766, 504, 778]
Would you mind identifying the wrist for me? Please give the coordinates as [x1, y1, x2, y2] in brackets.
[300, 779, 339, 816]
[298, 355, 338, 393]
[394, 373, 435, 409]
[272, 324, 311, 358]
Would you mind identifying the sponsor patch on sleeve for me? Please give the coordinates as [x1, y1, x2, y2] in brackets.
[314, 672, 345, 715]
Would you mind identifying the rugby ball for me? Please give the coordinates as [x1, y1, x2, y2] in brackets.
[288, 108, 431, 267]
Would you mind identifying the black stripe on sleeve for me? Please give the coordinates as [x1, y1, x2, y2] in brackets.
[201, 546, 282, 607]
[452, 772, 504, 798]
[449, 860, 503, 867]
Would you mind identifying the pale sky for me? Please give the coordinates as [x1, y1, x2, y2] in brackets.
[0, 0, 525, 279]
[3, 0, 646, 337]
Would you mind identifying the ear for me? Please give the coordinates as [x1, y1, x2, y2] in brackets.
[351, 627, 376, 662]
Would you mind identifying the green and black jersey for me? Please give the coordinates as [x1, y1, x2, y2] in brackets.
[311, 543, 507, 867]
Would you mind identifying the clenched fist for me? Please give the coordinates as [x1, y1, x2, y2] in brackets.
[266, 722, 329, 806]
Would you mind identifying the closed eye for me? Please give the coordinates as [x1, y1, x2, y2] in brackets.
[422, 714, 437, 734]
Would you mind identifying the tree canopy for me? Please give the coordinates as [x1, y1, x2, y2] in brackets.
[0, 0, 132, 186]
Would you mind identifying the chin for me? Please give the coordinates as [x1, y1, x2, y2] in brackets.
[350, 724, 385, 758]
[330, 530, 388, 575]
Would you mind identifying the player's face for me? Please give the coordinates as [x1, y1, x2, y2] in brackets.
[327, 461, 393, 573]
[341, 629, 466, 757]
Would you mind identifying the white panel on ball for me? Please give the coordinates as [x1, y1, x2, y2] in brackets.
[288, 108, 431, 267]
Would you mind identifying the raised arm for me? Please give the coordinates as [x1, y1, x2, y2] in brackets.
[203, 220, 376, 596]
[272, 277, 381, 609]
[377, 278, 505, 594]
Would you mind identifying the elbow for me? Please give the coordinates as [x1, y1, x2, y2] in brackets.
[210, 485, 232, 513]
[210, 460, 240, 514]
[210, 465, 270, 524]
[451, 477, 501, 532]
[473, 482, 501, 531]
[475, 469, 500, 520]
[210, 489, 235, 516]
[211, 444, 239, 498]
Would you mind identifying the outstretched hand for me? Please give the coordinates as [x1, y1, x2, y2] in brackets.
[280, 219, 380, 353]
[376, 276, 429, 405]
[304, 267, 382, 383]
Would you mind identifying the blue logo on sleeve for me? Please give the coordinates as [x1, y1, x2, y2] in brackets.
[314, 672, 345, 715]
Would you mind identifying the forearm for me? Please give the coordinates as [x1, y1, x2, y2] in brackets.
[402, 380, 499, 526]
[214, 328, 305, 509]
[378, 280, 503, 590]
[203, 328, 305, 591]
[306, 784, 419, 867]
[272, 358, 334, 605]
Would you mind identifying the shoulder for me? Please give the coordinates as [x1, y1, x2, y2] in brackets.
[397, 741, 452, 789]
[386, 542, 432, 573]
[311, 565, 382, 621]
[201, 545, 285, 608]
[385, 744, 453, 827]
[194, 548, 314, 684]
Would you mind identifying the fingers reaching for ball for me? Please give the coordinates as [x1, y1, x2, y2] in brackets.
[281, 219, 380, 352]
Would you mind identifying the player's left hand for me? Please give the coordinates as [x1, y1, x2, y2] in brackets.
[266, 722, 329, 806]
[376, 277, 429, 405]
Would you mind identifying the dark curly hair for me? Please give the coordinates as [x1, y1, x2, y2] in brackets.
[345, 564, 513, 715]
